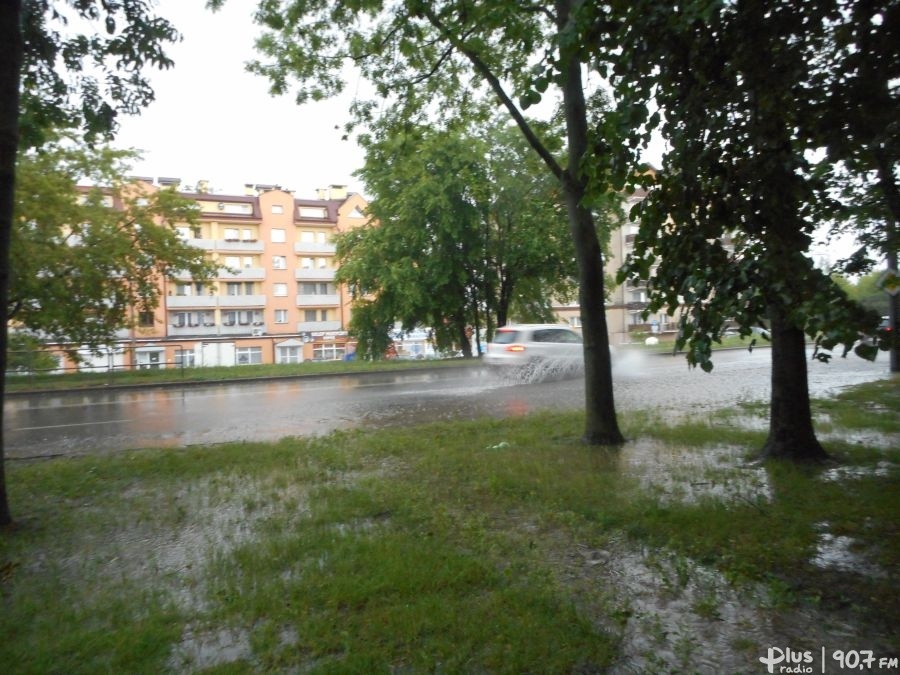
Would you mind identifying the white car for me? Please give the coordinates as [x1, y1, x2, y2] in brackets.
[483, 324, 584, 372]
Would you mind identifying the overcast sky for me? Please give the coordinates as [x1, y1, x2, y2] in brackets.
[112, 0, 365, 199]
[108, 1, 847, 264]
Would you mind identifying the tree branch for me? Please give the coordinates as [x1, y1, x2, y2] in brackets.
[417, 5, 564, 181]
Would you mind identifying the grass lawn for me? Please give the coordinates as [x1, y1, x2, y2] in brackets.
[1, 378, 897, 673]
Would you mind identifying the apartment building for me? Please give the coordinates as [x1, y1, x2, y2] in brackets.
[551, 187, 676, 345]
[554, 184, 738, 345]
[64, 181, 370, 371]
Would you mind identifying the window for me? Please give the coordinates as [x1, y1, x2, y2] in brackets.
[304, 309, 318, 322]
[235, 346, 263, 365]
[274, 309, 288, 324]
[227, 282, 242, 296]
[242, 228, 254, 241]
[243, 257, 254, 269]
[175, 283, 192, 297]
[224, 228, 239, 241]
[300, 230, 327, 244]
[301, 257, 313, 269]
[273, 283, 288, 297]
[176, 226, 191, 240]
[171, 312, 201, 327]
[244, 282, 255, 295]
[317, 257, 328, 269]
[271, 228, 286, 243]
[277, 346, 301, 364]
[313, 343, 345, 361]
[299, 207, 326, 219]
[272, 256, 287, 270]
[300, 282, 331, 295]
[533, 329, 581, 343]
[138, 311, 155, 327]
[271, 204, 284, 214]
[174, 349, 196, 367]
[224, 256, 241, 269]
[223, 311, 237, 326]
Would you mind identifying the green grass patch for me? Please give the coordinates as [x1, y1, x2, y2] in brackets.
[2, 379, 898, 671]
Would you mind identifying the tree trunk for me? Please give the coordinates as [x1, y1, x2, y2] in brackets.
[557, 0, 623, 446]
[760, 305, 827, 462]
[457, 318, 472, 358]
[566, 185, 623, 445]
[497, 270, 512, 328]
[0, 0, 22, 526]
[874, 150, 899, 373]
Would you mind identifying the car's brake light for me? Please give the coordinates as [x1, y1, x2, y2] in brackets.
[505, 345, 526, 353]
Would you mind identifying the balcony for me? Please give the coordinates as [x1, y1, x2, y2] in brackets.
[296, 293, 340, 307]
[217, 294, 268, 308]
[214, 239, 265, 252]
[294, 242, 337, 255]
[218, 324, 267, 336]
[185, 238, 215, 250]
[295, 268, 336, 281]
[297, 320, 341, 332]
[168, 324, 220, 337]
[220, 267, 266, 281]
[166, 295, 219, 309]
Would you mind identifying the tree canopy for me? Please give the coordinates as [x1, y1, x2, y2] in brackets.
[605, 0, 890, 460]
[10, 138, 219, 355]
[222, 0, 627, 445]
[337, 119, 582, 359]
[18, 0, 180, 148]
[1, 1, 185, 525]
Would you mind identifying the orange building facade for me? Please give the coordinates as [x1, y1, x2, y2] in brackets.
[60, 181, 369, 372]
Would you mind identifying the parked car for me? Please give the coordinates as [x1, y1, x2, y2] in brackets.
[483, 324, 584, 371]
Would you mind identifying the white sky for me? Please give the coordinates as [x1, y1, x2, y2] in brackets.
[110, 1, 847, 264]
[112, 1, 661, 201]
[112, 0, 365, 199]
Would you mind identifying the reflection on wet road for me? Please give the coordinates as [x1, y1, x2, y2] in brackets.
[4, 348, 890, 458]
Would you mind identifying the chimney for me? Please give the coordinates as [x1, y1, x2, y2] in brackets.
[157, 177, 181, 188]
[329, 184, 348, 200]
[244, 183, 257, 196]
[197, 179, 210, 193]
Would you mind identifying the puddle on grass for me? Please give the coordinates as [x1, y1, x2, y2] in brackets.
[811, 522, 888, 579]
[548, 531, 897, 675]
[617, 438, 772, 505]
[168, 626, 253, 673]
[821, 461, 896, 482]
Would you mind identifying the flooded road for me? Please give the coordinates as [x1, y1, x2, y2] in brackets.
[4, 347, 891, 459]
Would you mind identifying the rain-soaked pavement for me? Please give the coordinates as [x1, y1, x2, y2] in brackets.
[4, 347, 891, 459]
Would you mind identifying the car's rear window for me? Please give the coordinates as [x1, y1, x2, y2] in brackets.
[533, 329, 582, 343]
[493, 330, 522, 344]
